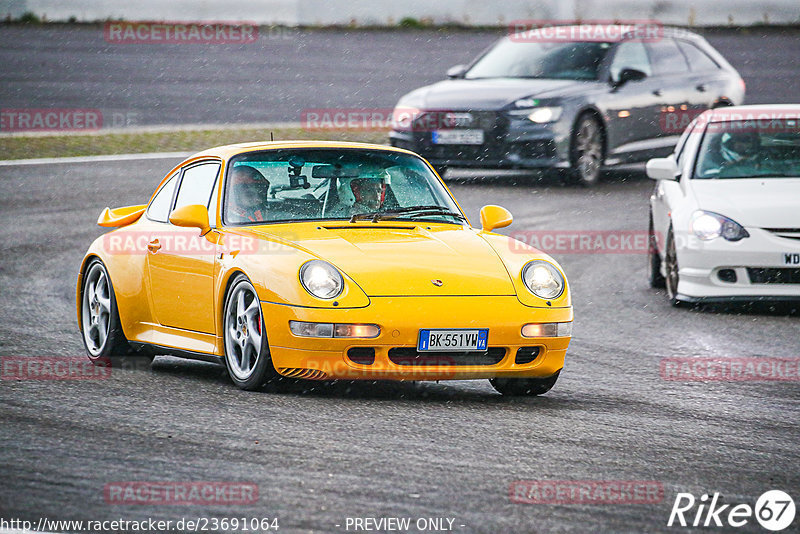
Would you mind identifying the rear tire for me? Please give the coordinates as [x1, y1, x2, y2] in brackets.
[568, 114, 604, 187]
[222, 274, 280, 390]
[648, 212, 666, 288]
[80, 259, 153, 367]
[490, 371, 561, 396]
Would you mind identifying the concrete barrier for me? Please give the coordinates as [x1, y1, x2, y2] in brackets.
[2, 0, 798, 26]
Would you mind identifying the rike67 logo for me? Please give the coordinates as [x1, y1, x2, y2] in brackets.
[668, 490, 795, 531]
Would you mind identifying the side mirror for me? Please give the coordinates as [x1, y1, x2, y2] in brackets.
[447, 64, 467, 79]
[480, 205, 513, 232]
[612, 67, 647, 87]
[646, 157, 680, 181]
[169, 204, 211, 236]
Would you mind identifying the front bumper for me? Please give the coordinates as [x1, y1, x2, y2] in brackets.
[263, 296, 572, 380]
[389, 115, 571, 169]
[675, 228, 800, 300]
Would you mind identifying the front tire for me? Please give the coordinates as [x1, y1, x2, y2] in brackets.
[568, 114, 604, 187]
[80, 259, 152, 367]
[490, 371, 561, 396]
[648, 212, 666, 288]
[665, 228, 681, 306]
[223, 274, 280, 390]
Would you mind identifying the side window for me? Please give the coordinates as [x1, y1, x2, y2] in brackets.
[609, 42, 652, 81]
[647, 39, 690, 75]
[173, 163, 221, 216]
[676, 40, 720, 71]
[146, 172, 178, 223]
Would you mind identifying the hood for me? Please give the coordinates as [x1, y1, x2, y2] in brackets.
[403, 78, 597, 110]
[690, 178, 800, 228]
[254, 224, 516, 297]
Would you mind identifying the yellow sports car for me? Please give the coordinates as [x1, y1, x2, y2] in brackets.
[77, 141, 572, 395]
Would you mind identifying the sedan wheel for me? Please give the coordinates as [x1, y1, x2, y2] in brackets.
[570, 115, 604, 187]
[665, 229, 681, 306]
[223, 275, 279, 390]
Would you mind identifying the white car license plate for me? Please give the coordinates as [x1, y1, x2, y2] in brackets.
[783, 252, 800, 266]
[431, 129, 484, 145]
[417, 329, 489, 352]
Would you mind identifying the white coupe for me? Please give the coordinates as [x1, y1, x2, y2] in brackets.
[647, 105, 800, 305]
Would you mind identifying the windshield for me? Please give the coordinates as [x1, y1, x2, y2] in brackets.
[694, 121, 800, 179]
[223, 148, 463, 224]
[465, 38, 612, 80]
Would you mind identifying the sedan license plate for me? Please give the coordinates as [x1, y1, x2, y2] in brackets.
[417, 329, 489, 352]
[431, 129, 484, 145]
[783, 252, 800, 266]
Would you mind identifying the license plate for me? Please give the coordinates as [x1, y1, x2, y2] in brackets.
[782, 252, 800, 266]
[431, 129, 484, 145]
[417, 329, 489, 352]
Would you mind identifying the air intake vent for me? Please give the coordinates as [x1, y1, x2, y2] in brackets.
[388, 348, 505, 366]
[347, 347, 375, 365]
[766, 228, 800, 241]
[515, 347, 541, 365]
[278, 368, 329, 380]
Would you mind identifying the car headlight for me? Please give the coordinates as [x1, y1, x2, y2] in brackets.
[522, 260, 565, 300]
[690, 211, 749, 242]
[509, 106, 563, 124]
[299, 260, 344, 299]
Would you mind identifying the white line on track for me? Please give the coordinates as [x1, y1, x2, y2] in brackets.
[0, 152, 192, 167]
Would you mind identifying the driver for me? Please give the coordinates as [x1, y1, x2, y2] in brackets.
[228, 166, 270, 223]
[720, 132, 760, 164]
[349, 177, 386, 213]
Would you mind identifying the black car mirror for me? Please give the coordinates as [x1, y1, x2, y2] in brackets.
[447, 64, 467, 79]
[612, 68, 647, 87]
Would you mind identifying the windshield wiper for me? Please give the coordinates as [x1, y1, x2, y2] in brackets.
[349, 206, 466, 223]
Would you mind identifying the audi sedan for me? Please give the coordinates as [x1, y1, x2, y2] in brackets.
[647, 105, 800, 305]
[390, 25, 744, 186]
[77, 141, 573, 395]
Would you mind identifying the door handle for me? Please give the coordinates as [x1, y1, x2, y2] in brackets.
[696, 84, 707, 92]
[652, 89, 663, 97]
[147, 238, 161, 253]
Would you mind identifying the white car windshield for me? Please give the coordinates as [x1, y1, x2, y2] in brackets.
[694, 120, 800, 179]
[223, 148, 463, 224]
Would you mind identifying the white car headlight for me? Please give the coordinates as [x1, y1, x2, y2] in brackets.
[522, 260, 565, 300]
[299, 260, 344, 299]
[690, 211, 749, 242]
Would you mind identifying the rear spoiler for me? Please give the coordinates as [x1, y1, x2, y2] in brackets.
[97, 204, 147, 227]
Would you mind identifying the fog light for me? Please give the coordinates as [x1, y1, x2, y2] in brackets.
[521, 322, 572, 338]
[718, 269, 737, 283]
[290, 321, 380, 338]
[334, 324, 380, 338]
